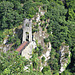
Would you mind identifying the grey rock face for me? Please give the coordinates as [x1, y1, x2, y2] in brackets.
[59, 43, 71, 73]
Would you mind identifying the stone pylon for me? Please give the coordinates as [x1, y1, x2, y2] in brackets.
[22, 18, 32, 43]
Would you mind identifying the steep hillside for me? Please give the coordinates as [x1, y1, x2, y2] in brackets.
[0, 0, 75, 75]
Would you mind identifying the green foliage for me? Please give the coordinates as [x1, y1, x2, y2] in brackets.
[44, 70, 52, 75]
[61, 70, 72, 75]
[23, 1, 38, 18]
[48, 48, 60, 73]
[40, 16, 45, 21]
[45, 2, 68, 50]
[65, 0, 75, 21]
[0, 51, 26, 74]
[0, 1, 23, 29]
[31, 53, 39, 69]
[33, 0, 49, 4]
[1, 29, 21, 50]
[42, 66, 51, 74]
[65, 53, 69, 58]
[8, 34, 21, 50]
[42, 56, 45, 63]
[33, 45, 44, 56]
[44, 38, 49, 44]
[45, 0, 75, 74]
[20, 0, 30, 3]
[33, 0, 40, 2]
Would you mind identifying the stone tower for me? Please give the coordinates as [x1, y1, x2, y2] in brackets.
[22, 18, 32, 43]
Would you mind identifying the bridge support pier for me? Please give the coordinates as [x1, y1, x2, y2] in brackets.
[22, 19, 32, 43]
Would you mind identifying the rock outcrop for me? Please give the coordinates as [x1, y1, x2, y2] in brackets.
[59, 42, 71, 73]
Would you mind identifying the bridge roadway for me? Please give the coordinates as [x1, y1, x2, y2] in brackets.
[16, 41, 29, 54]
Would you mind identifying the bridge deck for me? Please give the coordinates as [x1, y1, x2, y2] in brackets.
[16, 41, 29, 54]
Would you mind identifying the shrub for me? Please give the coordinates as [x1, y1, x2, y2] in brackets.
[65, 53, 69, 58]
[42, 56, 45, 63]
[42, 66, 50, 74]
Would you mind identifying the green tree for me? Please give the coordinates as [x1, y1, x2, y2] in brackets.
[0, 51, 27, 74]
[23, 1, 38, 18]
[61, 70, 72, 75]
[0, 1, 23, 29]
[42, 66, 52, 75]
[31, 53, 39, 69]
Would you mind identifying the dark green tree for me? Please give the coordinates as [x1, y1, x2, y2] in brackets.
[0, 51, 27, 74]
[0, 1, 23, 29]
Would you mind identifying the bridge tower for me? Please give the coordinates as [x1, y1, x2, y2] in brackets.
[22, 18, 32, 43]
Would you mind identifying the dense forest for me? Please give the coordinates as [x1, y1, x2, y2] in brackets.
[0, 0, 75, 75]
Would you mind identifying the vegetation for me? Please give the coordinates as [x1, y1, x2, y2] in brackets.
[0, 51, 26, 75]
[33, 45, 44, 56]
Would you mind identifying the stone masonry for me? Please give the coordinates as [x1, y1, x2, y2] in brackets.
[22, 19, 32, 43]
